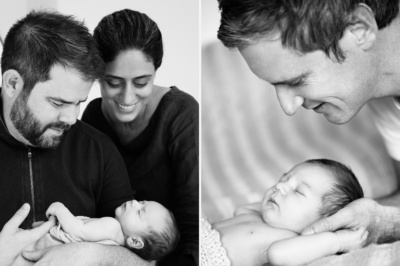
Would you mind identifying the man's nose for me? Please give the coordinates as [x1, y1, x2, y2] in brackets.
[276, 87, 304, 116]
[58, 105, 78, 126]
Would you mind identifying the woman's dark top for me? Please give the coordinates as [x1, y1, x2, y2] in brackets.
[81, 86, 199, 265]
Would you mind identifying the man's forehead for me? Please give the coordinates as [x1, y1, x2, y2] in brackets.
[31, 68, 92, 103]
[239, 37, 329, 86]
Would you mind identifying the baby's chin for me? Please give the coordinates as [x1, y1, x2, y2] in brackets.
[261, 209, 280, 227]
[262, 212, 303, 233]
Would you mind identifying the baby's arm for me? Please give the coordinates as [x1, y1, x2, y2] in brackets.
[46, 202, 122, 243]
[267, 227, 368, 266]
[234, 202, 261, 216]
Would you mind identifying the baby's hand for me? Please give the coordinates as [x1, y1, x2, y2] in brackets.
[45, 202, 65, 218]
[335, 227, 368, 253]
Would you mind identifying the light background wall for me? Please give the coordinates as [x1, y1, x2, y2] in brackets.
[0, 0, 199, 117]
[201, 0, 220, 47]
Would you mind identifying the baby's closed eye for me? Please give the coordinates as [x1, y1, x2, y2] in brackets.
[295, 189, 304, 195]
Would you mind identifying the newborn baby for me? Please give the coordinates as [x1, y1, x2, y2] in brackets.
[201, 159, 366, 266]
[45, 199, 180, 261]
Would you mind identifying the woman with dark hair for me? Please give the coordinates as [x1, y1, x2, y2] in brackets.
[81, 9, 199, 266]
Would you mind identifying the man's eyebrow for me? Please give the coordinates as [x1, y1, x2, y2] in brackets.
[270, 72, 311, 87]
[50, 96, 88, 105]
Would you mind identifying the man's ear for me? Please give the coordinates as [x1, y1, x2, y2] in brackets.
[346, 3, 378, 51]
[126, 235, 144, 250]
[2, 69, 24, 99]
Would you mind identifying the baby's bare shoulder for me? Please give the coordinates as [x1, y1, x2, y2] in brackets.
[258, 223, 298, 239]
[214, 213, 263, 229]
[97, 217, 120, 226]
[83, 217, 120, 230]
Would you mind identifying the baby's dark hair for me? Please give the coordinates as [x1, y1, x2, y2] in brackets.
[127, 209, 180, 261]
[305, 159, 364, 217]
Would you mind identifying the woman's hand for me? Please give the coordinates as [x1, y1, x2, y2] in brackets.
[302, 198, 381, 244]
[334, 227, 368, 253]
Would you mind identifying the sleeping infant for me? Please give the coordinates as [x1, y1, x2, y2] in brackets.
[45, 199, 180, 261]
[15, 199, 180, 265]
[201, 159, 367, 266]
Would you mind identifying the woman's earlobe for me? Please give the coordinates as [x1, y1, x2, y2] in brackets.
[126, 236, 144, 249]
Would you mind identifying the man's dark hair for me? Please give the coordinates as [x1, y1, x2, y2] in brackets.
[1, 10, 105, 98]
[217, 0, 399, 61]
[94, 9, 163, 70]
[127, 209, 180, 261]
[305, 159, 364, 217]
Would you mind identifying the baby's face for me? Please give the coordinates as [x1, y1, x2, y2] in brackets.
[115, 200, 168, 237]
[261, 163, 333, 233]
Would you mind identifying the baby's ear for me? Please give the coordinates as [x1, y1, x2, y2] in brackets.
[126, 236, 144, 250]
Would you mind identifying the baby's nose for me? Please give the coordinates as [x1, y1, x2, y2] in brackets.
[275, 183, 286, 195]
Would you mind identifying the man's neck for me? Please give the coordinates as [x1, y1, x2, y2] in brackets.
[373, 13, 400, 98]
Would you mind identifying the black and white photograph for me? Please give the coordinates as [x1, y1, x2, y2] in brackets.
[3, 0, 400, 265]
[0, 0, 198, 265]
[201, 0, 400, 265]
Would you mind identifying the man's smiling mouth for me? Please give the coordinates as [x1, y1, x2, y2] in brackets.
[303, 102, 324, 110]
[312, 103, 325, 112]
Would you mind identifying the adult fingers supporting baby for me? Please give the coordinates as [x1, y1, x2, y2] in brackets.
[29, 216, 56, 241]
[2, 203, 31, 234]
[302, 207, 355, 235]
[22, 247, 46, 262]
[32, 221, 45, 228]
[32, 215, 56, 228]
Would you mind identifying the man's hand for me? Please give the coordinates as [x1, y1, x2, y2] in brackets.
[22, 243, 156, 266]
[335, 227, 368, 253]
[302, 198, 381, 244]
[0, 203, 56, 265]
[23, 243, 97, 266]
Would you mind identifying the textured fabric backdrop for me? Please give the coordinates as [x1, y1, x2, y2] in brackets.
[201, 41, 397, 222]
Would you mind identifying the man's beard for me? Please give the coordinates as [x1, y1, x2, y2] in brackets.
[10, 93, 71, 149]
